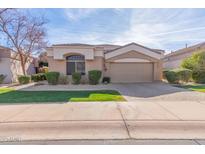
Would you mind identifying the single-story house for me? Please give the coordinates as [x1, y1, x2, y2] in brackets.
[163, 42, 205, 69]
[0, 45, 37, 83]
[46, 42, 164, 83]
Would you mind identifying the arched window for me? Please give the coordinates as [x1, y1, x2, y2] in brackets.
[66, 55, 85, 75]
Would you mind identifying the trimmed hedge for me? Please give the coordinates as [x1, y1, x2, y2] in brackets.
[88, 70, 102, 85]
[45, 72, 60, 85]
[18, 75, 30, 84]
[163, 68, 192, 83]
[31, 73, 46, 82]
[0, 74, 6, 84]
[175, 69, 192, 83]
[192, 69, 205, 83]
[31, 74, 39, 82]
[162, 70, 169, 79]
[163, 70, 179, 84]
[72, 72, 81, 84]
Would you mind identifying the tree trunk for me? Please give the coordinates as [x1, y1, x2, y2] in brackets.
[21, 63, 26, 75]
[19, 53, 26, 75]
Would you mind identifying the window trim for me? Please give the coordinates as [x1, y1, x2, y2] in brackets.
[66, 55, 85, 61]
[66, 55, 85, 75]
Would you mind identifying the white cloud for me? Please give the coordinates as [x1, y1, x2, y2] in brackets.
[48, 9, 205, 52]
[108, 9, 205, 51]
[47, 26, 102, 45]
[64, 9, 97, 21]
[150, 26, 205, 37]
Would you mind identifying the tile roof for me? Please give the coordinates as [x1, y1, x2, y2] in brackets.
[165, 42, 205, 58]
[51, 42, 163, 54]
[105, 42, 164, 54]
[53, 43, 94, 47]
[52, 43, 120, 48]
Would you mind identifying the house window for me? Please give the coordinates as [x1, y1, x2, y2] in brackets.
[66, 55, 85, 75]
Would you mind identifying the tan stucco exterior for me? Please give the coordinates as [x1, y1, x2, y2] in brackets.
[86, 57, 104, 72]
[163, 42, 205, 69]
[0, 46, 36, 83]
[47, 56, 66, 74]
[163, 50, 198, 69]
[46, 43, 164, 83]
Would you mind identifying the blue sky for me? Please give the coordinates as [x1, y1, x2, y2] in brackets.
[2, 8, 205, 53]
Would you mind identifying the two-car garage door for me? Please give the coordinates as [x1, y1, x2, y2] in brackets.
[110, 63, 153, 83]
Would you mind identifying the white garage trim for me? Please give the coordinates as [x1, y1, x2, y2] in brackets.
[113, 58, 151, 63]
[105, 43, 163, 60]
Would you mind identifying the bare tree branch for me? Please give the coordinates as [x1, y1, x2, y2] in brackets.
[0, 9, 9, 15]
[0, 9, 47, 75]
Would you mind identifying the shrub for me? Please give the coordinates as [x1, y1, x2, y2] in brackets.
[58, 74, 69, 84]
[192, 69, 205, 83]
[38, 73, 46, 80]
[163, 69, 192, 83]
[31, 73, 46, 82]
[0, 74, 6, 84]
[163, 70, 179, 84]
[88, 70, 102, 85]
[45, 72, 60, 85]
[72, 72, 81, 84]
[102, 77, 110, 84]
[18, 75, 30, 84]
[162, 70, 170, 79]
[31, 74, 38, 82]
[175, 68, 192, 82]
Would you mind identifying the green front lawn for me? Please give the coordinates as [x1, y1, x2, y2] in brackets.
[0, 88, 126, 103]
[177, 85, 205, 92]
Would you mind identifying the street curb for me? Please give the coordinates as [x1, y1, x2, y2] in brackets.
[1, 120, 205, 140]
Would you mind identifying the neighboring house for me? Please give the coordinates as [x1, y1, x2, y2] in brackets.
[46, 42, 164, 83]
[163, 42, 205, 69]
[0, 45, 37, 83]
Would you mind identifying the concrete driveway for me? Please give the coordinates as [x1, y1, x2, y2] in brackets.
[109, 82, 205, 102]
[1, 82, 205, 141]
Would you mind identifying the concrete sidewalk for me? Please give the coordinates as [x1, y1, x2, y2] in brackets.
[1, 100, 205, 141]
[2, 100, 205, 122]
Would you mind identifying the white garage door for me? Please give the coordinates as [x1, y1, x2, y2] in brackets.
[110, 63, 153, 83]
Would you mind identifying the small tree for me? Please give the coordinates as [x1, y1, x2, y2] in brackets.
[181, 57, 195, 70]
[0, 9, 47, 75]
[181, 51, 205, 70]
[181, 51, 205, 83]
